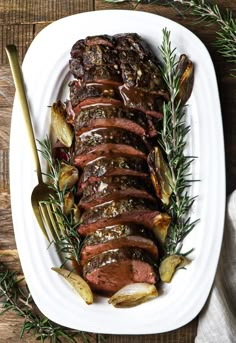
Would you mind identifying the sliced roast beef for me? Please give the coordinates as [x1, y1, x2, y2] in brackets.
[80, 224, 158, 266]
[118, 49, 144, 65]
[83, 65, 122, 84]
[79, 175, 156, 209]
[85, 35, 114, 47]
[70, 35, 116, 79]
[69, 81, 121, 109]
[119, 85, 165, 118]
[74, 143, 147, 168]
[120, 59, 166, 92]
[82, 44, 118, 67]
[75, 104, 154, 137]
[76, 128, 148, 155]
[81, 156, 148, 181]
[78, 156, 148, 191]
[83, 247, 157, 296]
[114, 33, 152, 60]
[64, 33, 174, 300]
[74, 98, 122, 113]
[78, 198, 163, 235]
[74, 128, 148, 167]
[84, 65, 122, 84]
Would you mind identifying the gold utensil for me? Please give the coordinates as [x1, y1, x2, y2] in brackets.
[6, 44, 59, 242]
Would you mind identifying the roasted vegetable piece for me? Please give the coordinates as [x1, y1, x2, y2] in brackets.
[153, 212, 172, 244]
[176, 54, 194, 106]
[51, 100, 74, 147]
[58, 163, 79, 191]
[63, 191, 74, 216]
[51, 267, 93, 304]
[147, 147, 173, 205]
[72, 204, 80, 223]
[159, 255, 190, 283]
[109, 283, 158, 307]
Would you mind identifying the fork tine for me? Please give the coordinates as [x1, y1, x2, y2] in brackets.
[45, 203, 61, 240]
[33, 204, 50, 242]
[51, 203, 66, 237]
[39, 203, 59, 242]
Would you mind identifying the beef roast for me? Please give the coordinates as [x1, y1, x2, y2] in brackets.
[80, 156, 148, 181]
[80, 224, 158, 266]
[74, 128, 148, 167]
[69, 81, 121, 109]
[82, 44, 119, 67]
[85, 35, 114, 47]
[69, 33, 168, 117]
[75, 128, 148, 154]
[78, 156, 148, 192]
[74, 143, 147, 168]
[114, 33, 153, 60]
[70, 64, 122, 85]
[79, 175, 156, 209]
[119, 85, 165, 118]
[83, 247, 157, 296]
[78, 198, 164, 235]
[66, 33, 172, 297]
[120, 59, 165, 92]
[74, 104, 154, 137]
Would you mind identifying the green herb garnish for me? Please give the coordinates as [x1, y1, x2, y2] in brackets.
[38, 138, 83, 266]
[0, 262, 94, 342]
[159, 28, 198, 256]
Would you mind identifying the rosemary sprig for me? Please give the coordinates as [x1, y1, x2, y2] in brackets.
[38, 138, 83, 265]
[105, 0, 236, 72]
[0, 262, 93, 342]
[159, 28, 197, 256]
[173, 0, 236, 66]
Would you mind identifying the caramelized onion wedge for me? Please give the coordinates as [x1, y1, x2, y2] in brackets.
[63, 191, 74, 216]
[108, 283, 158, 308]
[51, 267, 93, 304]
[59, 163, 79, 191]
[159, 255, 190, 283]
[72, 204, 80, 223]
[147, 147, 173, 205]
[51, 100, 74, 147]
[176, 54, 194, 106]
[153, 212, 172, 244]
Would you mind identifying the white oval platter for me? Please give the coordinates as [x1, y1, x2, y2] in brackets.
[9, 10, 225, 334]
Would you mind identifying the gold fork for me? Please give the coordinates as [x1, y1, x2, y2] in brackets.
[6, 45, 60, 242]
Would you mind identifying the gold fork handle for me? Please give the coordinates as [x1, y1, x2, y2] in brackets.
[5, 44, 42, 183]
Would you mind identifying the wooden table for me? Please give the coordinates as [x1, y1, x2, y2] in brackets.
[0, 1, 235, 342]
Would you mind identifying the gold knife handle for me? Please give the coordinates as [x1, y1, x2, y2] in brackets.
[5, 44, 42, 183]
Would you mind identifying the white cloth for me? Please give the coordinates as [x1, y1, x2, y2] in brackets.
[196, 190, 236, 343]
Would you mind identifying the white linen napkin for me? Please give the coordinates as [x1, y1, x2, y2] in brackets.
[195, 190, 236, 343]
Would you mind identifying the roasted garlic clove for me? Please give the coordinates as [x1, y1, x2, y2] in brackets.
[108, 283, 158, 308]
[63, 191, 74, 216]
[72, 204, 81, 224]
[58, 163, 79, 191]
[153, 212, 172, 244]
[176, 54, 194, 106]
[159, 255, 190, 283]
[51, 100, 74, 147]
[51, 267, 93, 304]
[147, 147, 173, 206]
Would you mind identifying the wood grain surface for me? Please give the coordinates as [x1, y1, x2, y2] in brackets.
[0, 1, 235, 342]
